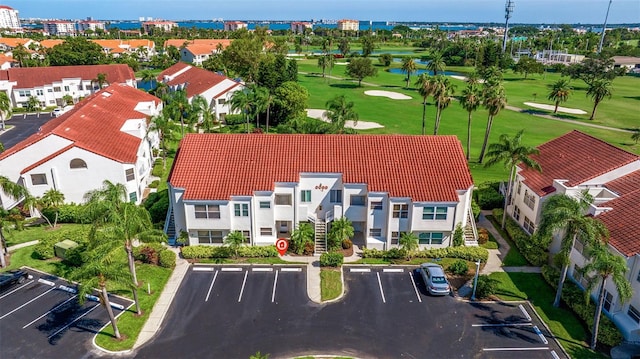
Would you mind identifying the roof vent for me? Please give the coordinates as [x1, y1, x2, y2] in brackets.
[102, 92, 112, 98]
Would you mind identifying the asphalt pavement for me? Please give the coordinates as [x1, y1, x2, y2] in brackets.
[0, 113, 55, 150]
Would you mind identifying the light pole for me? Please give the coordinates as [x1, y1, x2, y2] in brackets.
[598, 0, 613, 53]
[502, 0, 515, 53]
[471, 260, 481, 301]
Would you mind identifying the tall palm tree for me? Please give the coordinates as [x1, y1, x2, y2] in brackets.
[189, 95, 210, 133]
[399, 232, 419, 260]
[584, 244, 633, 350]
[225, 230, 246, 259]
[537, 193, 609, 308]
[165, 90, 190, 137]
[484, 130, 542, 228]
[478, 83, 507, 164]
[415, 74, 436, 136]
[0, 92, 11, 131]
[427, 52, 446, 76]
[0, 176, 29, 268]
[230, 88, 252, 134]
[325, 95, 359, 134]
[432, 76, 456, 135]
[251, 86, 269, 130]
[328, 217, 354, 251]
[586, 78, 612, 121]
[547, 79, 572, 114]
[39, 189, 65, 228]
[401, 57, 417, 88]
[148, 112, 176, 165]
[460, 83, 482, 160]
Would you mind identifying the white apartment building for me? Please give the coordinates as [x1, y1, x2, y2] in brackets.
[77, 20, 106, 33]
[0, 84, 162, 210]
[179, 41, 231, 66]
[337, 19, 359, 31]
[224, 21, 248, 32]
[0, 64, 136, 108]
[507, 130, 640, 341]
[43, 21, 77, 36]
[290, 22, 312, 34]
[0, 5, 21, 30]
[167, 134, 477, 251]
[142, 21, 177, 34]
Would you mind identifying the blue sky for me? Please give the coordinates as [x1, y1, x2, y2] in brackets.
[5, 0, 640, 24]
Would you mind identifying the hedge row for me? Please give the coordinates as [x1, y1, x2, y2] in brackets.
[32, 226, 90, 260]
[320, 252, 344, 267]
[361, 246, 488, 263]
[541, 265, 623, 347]
[41, 204, 88, 224]
[181, 245, 279, 259]
[474, 182, 504, 210]
[492, 209, 548, 266]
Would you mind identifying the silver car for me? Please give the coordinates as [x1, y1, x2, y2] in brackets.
[418, 263, 451, 296]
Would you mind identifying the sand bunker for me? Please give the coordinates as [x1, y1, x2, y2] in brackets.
[364, 90, 412, 100]
[450, 75, 486, 83]
[524, 102, 587, 115]
[306, 109, 384, 130]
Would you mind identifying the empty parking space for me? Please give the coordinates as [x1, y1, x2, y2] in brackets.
[345, 266, 439, 304]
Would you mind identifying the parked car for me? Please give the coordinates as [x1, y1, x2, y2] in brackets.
[0, 270, 29, 290]
[51, 107, 63, 117]
[417, 263, 451, 296]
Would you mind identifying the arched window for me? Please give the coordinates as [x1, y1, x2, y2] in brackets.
[70, 158, 87, 169]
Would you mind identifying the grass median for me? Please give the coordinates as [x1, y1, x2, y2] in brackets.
[320, 268, 342, 301]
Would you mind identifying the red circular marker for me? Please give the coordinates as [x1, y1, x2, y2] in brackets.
[275, 238, 289, 256]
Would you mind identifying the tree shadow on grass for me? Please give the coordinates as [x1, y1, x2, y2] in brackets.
[329, 83, 359, 89]
[624, 96, 640, 101]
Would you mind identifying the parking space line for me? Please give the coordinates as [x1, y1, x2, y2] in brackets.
[382, 268, 404, 273]
[483, 347, 549, 351]
[519, 304, 532, 321]
[221, 267, 243, 272]
[409, 272, 422, 303]
[533, 325, 548, 344]
[376, 272, 386, 303]
[193, 267, 214, 272]
[252, 268, 273, 272]
[472, 323, 533, 327]
[22, 295, 78, 329]
[551, 350, 560, 359]
[47, 304, 100, 339]
[37, 278, 56, 287]
[0, 287, 56, 320]
[238, 271, 248, 302]
[0, 280, 34, 299]
[280, 268, 302, 272]
[204, 270, 218, 302]
[350, 268, 371, 272]
[271, 270, 278, 303]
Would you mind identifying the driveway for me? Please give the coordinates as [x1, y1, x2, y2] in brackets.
[0, 113, 55, 150]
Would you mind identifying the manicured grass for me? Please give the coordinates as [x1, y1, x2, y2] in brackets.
[2, 246, 73, 274]
[320, 268, 342, 301]
[4, 223, 90, 247]
[490, 272, 607, 359]
[486, 215, 530, 267]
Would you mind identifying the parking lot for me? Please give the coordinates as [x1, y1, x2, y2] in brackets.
[0, 113, 56, 151]
[135, 265, 567, 359]
[0, 268, 133, 359]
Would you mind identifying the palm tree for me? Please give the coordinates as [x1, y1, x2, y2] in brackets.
[230, 88, 252, 134]
[325, 95, 359, 134]
[431, 76, 456, 135]
[584, 244, 632, 350]
[225, 231, 246, 258]
[484, 130, 542, 229]
[401, 57, 417, 88]
[251, 86, 269, 130]
[427, 52, 446, 76]
[478, 84, 507, 164]
[148, 112, 176, 165]
[0, 92, 11, 131]
[166, 90, 191, 137]
[92, 73, 109, 89]
[327, 217, 354, 251]
[399, 232, 419, 260]
[547, 79, 572, 114]
[189, 95, 210, 133]
[0, 176, 29, 268]
[415, 74, 436, 136]
[289, 223, 314, 255]
[632, 128, 640, 144]
[139, 69, 156, 92]
[586, 78, 612, 121]
[538, 193, 609, 308]
[460, 83, 482, 160]
[38, 189, 65, 228]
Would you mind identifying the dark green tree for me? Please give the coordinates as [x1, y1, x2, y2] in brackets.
[47, 37, 108, 66]
[345, 57, 377, 87]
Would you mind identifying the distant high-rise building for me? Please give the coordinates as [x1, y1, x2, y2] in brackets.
[43, 21, 77, 36]
[142, 20, 178, 34]
[337, 19, 359, 31]
[0, 5, 21, 30]
[290, 22, 312, 34]
[78, 20, 106, 33]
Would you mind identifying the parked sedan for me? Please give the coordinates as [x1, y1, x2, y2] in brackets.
[0, 270, 29, 290]
[417, 263, 451, 296]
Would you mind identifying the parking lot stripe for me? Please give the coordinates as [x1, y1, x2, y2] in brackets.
[238, 271, 248, 302]
[519, 304, 532, 321]
[350, 268, 371, 272]
[409, 272, 422, 303]
[205, 270, 219, 302]
[193, 267, 215, 272]
[482, 347, 549, 351]
[551, 350, 560, 359]
[533, 325, 548, 344]
[382, 268, 404, 273]
[252, 268, 273, 272]
[47, 304, 100, 339]
[221, 267, 243, 272]
[280, 268, 302, 272]
[0, 287, 56, 320]
[472, 323, 533, 327]
[271, 270, 278, 303]
[22, 295, 78, 329]
[0, 280, 34, 299]
[376, 272, 386, 303]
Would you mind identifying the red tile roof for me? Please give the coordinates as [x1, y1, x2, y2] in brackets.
[597, 190, 640, 257]
[0, 84, 160, 165]
[605, 169, 640, 196]
[169, 134, 474, 202]
[157, 62, 237, 99]
[519, 131, 639, 196]
[2, 64, 135, 89]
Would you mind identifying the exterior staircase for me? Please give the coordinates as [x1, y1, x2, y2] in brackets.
[310, 216, 327, 255]
[164, 207, 176, 246]
[464, 209, 479, 246]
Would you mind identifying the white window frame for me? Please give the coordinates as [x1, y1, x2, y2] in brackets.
[195, 204, 220, 219]
[300, 190, 311, 203]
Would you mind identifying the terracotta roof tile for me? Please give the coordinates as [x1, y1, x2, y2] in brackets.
[605, 170, 640, 196]
[157, 62, 236, 98]
[598, 190, 640, 257]
[163, 39, 232, 49]
[38, 39, 64, 48]
[3, 64, 135, 89]
[0, 38, 31, 47]
[519, 131, 639, 196]
[169, 134, 474, 202]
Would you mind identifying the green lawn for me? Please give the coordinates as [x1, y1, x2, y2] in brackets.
[4, 223, 90, 247]
[320, 268, 342, 301]
[486, 215, 530, 266]
[490, 272, 607, 359]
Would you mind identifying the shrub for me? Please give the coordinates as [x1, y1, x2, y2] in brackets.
[477, 228, 489, 245]
[471, 199, 481, 220]
[383, 247, 407, 260]
[341, 238, 353, 249]
[378, 53, 393, 66]
[303, 241, 315, 256]
[320, 252, 344, 267]
[493, 209, 548, 266]
[361, 246, 489, 263]
[447, 260, 469, 276]
[148, 180, 160, 188]
[143, 190, 169, 225]
[474, 275, 498, 299]
[42, 203, 87, 224]
[152, 160, 164, 177]
[159, 250, 176, 268]
[139, 246, 159, 265]
[181, 245, 215, 259]
[474, 183, 504, 210]
[63, 245, 86, 266]
[453, 223, 464, 247]
[237, 245, 278, 258]
[133, 243, 165, 262]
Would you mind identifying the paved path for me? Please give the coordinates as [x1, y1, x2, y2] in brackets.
[7, 240, 39, 252]
[505, 105, 633, 134]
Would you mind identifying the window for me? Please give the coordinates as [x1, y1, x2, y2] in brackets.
[125, 168, 135, 181]
[350, 195, 365, 206]
[628, 305, 640, 324]
[604, 290, 613, 312]
[260, 227, 272, 236]
[64, 86, 70, 91]
[370, 201, 383, 210]
[129, 191, 137, 203]
[198, 230, 223, 244]
[275, 194, 291, 205]
[370, 228, 382, 237]
[36, 89, 44, 96]
[234, 203, 249, 217]
[47, 88, 53, 93]
[517, 181, 522, 195]
[218, 98, 226, 105]
[423, 206, 447, 220]
[241, 230, 251, 241]
[391, 231, 400, 245]
[259, 201, 270, 209]
[69, 158, 87, 169]
[194, 205, 220, 219]
[53, 87, 61, 92]
[18, 90, 31, 97]
[523, 216, 535, 234]
[300, 190, 311, 203]
[30, 173, 47, 185]
[330, 189, 342, 204]
[85, 85, 92, 91]
[77, 85, 82, 91]
[513, 206, 520, 221]
[573, 264, 588, 288]
[574, 239, 586, 256]
[418, 232, 444, 245]
[524, 190, 536, 210]
[392, 204, 408, 218]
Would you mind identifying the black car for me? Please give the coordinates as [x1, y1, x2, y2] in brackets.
[0, 270, 29, 290]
